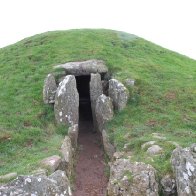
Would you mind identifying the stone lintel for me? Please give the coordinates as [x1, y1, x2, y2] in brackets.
[54, 59, 108, 76]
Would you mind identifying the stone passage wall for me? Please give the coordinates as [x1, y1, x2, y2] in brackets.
[43, 59, 129, 130]
[43, 73, 57, 104]
[95, 94, 113, 133]
[54, 75, 79, 126]
[90, 73, 103, 131]
[171, 144, 196, 196]
[107, 158, 159, 196]
[41, 60, 196, 196]
[109, 79, 129, 111]
[42, 60, 130, 164]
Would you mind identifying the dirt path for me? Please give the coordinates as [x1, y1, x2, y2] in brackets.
[73, 119, 108, 196]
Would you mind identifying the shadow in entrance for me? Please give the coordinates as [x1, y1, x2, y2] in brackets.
[73, 75, 108, 196]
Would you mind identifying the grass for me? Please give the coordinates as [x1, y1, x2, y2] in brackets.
[0, 29, 195, 179]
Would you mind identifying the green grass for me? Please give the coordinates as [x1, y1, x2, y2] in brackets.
[0, 29, 195, 178]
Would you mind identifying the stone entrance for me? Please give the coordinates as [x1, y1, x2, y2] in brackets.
[43, 59, 110, 130]
[75, 75, 92, 122]
[42, 59, 129, 195]
[74, 74, 108, 195]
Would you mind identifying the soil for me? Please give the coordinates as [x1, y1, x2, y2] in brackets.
[73, 103, 108, 196]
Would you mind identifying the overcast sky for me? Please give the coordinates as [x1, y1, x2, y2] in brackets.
[0, 0, 196, 60]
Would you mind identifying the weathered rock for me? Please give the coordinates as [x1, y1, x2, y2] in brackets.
[0, 170, 72, 195]
[113, 152, 126, 160]
[102, 130, 115, 160]
[141, 141, 156, 149]
[109, 79, 129, 111]
[123, 143, 130, 152]
[58, 75, 66, 84]
[167, 141, 180, 148]
[113, 151, 133, 161]
[0, 172, 17, 182]
[147, 145, 163, 156]
[31, 168, 47, 176]
[125, 78, 135, 86]
[49, 170, 71, 194]
[54, 75, 79, 126]
[171, 143, 196, 196]
[107, 159, 159, 196]
[152, 132, 166, 140]
[90, 73, 103, 131]
[60, 136, 73, 178]
[40, 155, 62, 173]
[95, 94, 114, 132]
[54, 59, 108, 76]
[68, 124, 78, 149]
[43, 73, 57, 104]
[161, 175, 176, 196]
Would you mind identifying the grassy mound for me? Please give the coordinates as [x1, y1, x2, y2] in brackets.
[0, 29, 195, 178]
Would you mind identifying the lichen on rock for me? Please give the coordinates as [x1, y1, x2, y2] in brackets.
[107, 158, 159, 196]
[54, 75, 79, 126]
[171, 143, 196, 196]
[109, 79, 129, 111]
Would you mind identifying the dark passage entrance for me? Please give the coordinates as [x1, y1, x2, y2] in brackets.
[73, 75, 108, 196]
[76, 75, 92, 122]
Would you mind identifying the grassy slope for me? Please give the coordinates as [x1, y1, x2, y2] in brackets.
[0, 29, 195, 178]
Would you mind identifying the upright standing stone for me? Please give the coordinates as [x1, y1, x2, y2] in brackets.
[68, 124, 78, 149]
[109, 79, 129, 111]
[43, 73, 57, 104]
[54, 75, 79, 126]
[0, 170, 72, 196]
[102, 130, 115, 160]
[90, 73, 103, 131]
[161, 175, 176, 196]
[95, 94, 114, 132]
[171, 144, 196, 196]
[61, 136, 73, 178]
[107, 159, 159, 196]
[40, 155, 62, 173]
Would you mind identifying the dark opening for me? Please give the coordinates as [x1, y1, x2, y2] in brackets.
[75, 75, 93, 122]
[74, 75, 108, 195]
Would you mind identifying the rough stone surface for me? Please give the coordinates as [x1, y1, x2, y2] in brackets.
[40, 155, 62, 173]
[107, 159, 159, 196]
[95, 94, 114, 132]
[152, 132, 166, 140]
[125, 78, 135, 86]
[90, 73, 103, 131]
[60, 136, 73, 178]
[171, 143, 196, 196]
[0, 172, 17, 182]
[147, 145, 163, 156]
[68, 124, 78, 149]
[43, 73, 57, 104]
[0, 170, 72, 195]
[102, 130, 115, 160]
[141, 141, 156, 149]
[54, 59, 108, 76]
[109, 79, 129, 111]
[30, 168, 47, 176]
[113, 151, 133, 161]
[161, 175, 177, 196]
[113, 152, 126, 160]
[167, 141, 180, 148]
[54, 75, 79, 126]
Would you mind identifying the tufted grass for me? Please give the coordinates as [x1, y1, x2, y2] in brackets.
[0, 29, 195, 179]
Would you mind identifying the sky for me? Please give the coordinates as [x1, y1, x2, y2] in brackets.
[0, 0, 196, 60]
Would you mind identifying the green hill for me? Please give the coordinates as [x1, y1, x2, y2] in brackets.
[0, 29, 195, 178]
